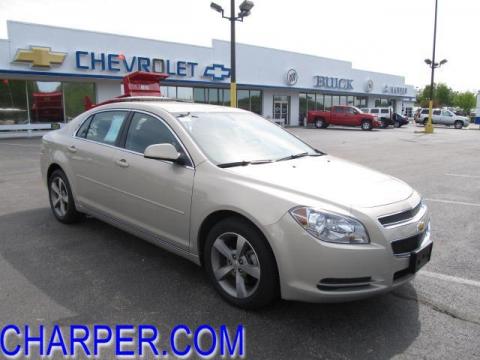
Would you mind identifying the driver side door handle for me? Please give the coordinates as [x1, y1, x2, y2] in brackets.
[115, 158, 129, 168]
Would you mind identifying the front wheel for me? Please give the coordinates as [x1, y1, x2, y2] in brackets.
[361, 120, 373, 131]
[48, 169, 84, 223]
[454, 120, 463, 129]
[204, 217, 279, 309]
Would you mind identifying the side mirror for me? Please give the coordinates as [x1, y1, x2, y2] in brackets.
[144, 143, 180, 162]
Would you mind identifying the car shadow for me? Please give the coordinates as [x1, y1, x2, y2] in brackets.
[0, 207, 421, 359]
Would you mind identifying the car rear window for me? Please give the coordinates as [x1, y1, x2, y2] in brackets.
[85, 111, 129, 145]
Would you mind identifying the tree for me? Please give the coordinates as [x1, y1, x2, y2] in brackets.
[416, 83, 454, 108]
[453, 91, 476, 115]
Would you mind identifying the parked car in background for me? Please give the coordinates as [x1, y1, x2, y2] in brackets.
[307, 105, 381, 130]
[361, 107, 393, 128]
[415, 108, 470, 129]
[392, 113, 409, 127]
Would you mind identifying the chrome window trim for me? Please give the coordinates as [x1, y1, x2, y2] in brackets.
[72, 108, 195, 169]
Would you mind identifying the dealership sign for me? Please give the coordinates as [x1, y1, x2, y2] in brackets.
[11, 46, 231, 81]
[314, 75, 354, 90]
[383, 85, 408, 95]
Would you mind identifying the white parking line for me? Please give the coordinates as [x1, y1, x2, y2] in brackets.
[445, 173, 480, 179]
[419, 270, 480, 288]
[424, 198, 480, 208]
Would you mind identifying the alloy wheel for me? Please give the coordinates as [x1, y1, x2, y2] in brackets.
[50, 177, 69, 217]
[211, 232, 261, 299]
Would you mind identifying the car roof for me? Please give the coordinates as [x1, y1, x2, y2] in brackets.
[92, 99, 247, 114]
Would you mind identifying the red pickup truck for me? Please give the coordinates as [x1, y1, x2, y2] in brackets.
[307, 105, 381, 130]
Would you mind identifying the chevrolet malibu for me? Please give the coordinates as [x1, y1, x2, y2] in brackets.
[40, 99, 432, 309]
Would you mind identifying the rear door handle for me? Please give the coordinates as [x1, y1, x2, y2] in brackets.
[115, 158, 129, 168]
[67, 145, 77, 153]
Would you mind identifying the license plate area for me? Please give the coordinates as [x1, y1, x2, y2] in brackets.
[409, 243, 433, 273]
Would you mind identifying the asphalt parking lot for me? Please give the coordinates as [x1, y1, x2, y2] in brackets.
[0, 124, 479, 359]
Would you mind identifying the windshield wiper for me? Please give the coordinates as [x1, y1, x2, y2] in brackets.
[276, 151, 325, 162]
[217, 159, 273, 168]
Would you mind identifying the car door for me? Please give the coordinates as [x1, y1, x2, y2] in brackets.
[109, 111, 194, 250]
[332, 106, 345, 125]
[441, 110, 453, 125]
[344, 107, 357, 126]
[69, 110, 130, 214]
[432, 110, 441, 124]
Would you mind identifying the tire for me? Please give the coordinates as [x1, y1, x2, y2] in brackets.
[454, 120, 463, 129]
[204, 217, 279, 309]
[423, 118, 428, 126]
[380, 119, 388, 128]
[361, 120, 373, 131]
[315, 118, 326, 129]
[48, 169, 84, 224]
[394, 121, 401, 128]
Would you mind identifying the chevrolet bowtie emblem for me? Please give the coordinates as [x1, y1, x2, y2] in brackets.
[417, 221, 425, 233]
[13, 46, 66, 68]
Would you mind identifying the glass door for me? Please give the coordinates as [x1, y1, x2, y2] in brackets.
[273, 96, 290, 125]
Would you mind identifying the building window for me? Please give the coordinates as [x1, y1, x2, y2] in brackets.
[177, 87, 193, 101]
[347, 96, 354, 106]
[27, 81, 64, 123]
[324, 95, 332, 111]
[63, 82, 96, 121]
[355, 96, 367, 107]
[339, 96, 347, 105]
[0, 79, 28, 126]
[236, 89, 263, 115]
[315, 94, 324, 111]
[208, 88, 220, 105]
[193, 88, 207, 103]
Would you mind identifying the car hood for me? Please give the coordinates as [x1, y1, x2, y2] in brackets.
[226, 155, 413, 208]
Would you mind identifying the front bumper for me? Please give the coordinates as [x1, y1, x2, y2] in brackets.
[265, 204, 432, 303]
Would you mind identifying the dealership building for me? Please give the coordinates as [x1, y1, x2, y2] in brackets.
[0, 21, 416, 132]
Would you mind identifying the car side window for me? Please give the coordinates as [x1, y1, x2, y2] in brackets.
[125, 112, 180, 154]
[85, 111, 128, 145]
[433, 110, 441, 116]
[442, 110, 450, 116]
[381, 109, 389, 114]
[371, 109, 379, 114]
[346, 108, 354, 114]
[334, 107, 344, 113]
[76, 116, 92, 138]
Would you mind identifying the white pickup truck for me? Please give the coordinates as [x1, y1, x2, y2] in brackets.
[416, 108, 470, 129]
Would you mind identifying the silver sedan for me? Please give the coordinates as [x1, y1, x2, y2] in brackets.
[40, 99, 432, 309]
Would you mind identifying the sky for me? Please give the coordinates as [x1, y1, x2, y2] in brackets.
[0, 0, 478, 92]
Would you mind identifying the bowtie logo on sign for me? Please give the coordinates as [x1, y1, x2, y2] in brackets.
[12, 46, 66, 68]
[203, 64, 231, 81]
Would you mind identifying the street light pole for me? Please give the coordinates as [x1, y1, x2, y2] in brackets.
[425, 0, 439, 134]
[230, 0, 237, 108]
[211, 0, 254, 107]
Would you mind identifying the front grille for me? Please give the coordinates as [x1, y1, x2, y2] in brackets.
[391, 234, 421, 255]
[378, 201, 422, 227]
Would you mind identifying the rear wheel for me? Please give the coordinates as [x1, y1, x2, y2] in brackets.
[204, 217, 279, 309]
[423, 118, 428, 126]
[380, 119, 388, 128]
[454, 120, 463, 129]
[361, 120, 373, 131]
[315, 118, 327, 129]
[48, 169, 84, 223]
[394, 121, 401, 128]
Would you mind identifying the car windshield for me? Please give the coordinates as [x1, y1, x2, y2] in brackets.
[174, 111, 318, 165]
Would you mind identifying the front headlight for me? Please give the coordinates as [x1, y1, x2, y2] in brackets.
[289, 207, 370, 244]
